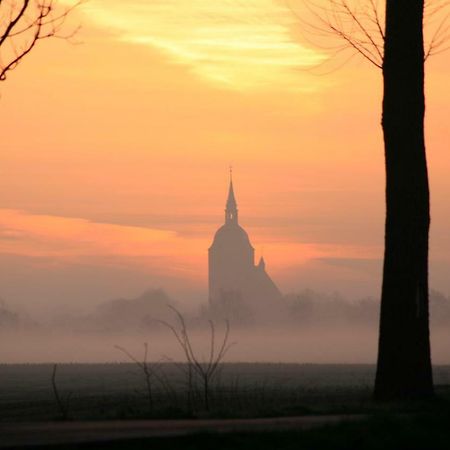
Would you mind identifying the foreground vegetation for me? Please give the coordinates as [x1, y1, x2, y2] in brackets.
[1, 363, 450, 421]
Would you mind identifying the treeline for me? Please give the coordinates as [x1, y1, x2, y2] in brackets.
[2, 288, 450, 332]
[0, 301, 19, 330]
[284, 289, 450, 328]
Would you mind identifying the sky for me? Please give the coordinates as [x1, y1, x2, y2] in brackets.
[1, 0, 449, 317]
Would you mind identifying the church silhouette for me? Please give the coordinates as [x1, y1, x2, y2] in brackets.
[208, 173, 282, 320]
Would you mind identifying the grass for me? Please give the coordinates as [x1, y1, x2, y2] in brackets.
[1, 363, 450, 421]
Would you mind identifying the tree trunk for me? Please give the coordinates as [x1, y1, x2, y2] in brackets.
[374, 0, 433, 400]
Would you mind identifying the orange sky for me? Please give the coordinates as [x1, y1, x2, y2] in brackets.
[1, 0, 449, 316]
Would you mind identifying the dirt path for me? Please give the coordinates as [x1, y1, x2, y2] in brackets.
[0, 415, 366, 448]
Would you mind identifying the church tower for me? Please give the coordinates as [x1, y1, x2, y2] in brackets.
[208, 172, 281, 319]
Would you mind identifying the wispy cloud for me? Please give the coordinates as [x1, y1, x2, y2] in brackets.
[80, 0, 325, 90]
[0, 209, 207, 280]
[0, 209, 378, 286]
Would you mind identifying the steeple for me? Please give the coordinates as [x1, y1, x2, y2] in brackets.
[225, 168, 238, 224]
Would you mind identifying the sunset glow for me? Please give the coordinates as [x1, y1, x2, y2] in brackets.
[1, 0, 450, 315]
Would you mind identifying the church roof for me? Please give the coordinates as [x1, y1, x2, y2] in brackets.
[210, 223, 254, 250]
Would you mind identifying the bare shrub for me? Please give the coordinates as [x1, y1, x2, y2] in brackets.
[159, 305, 234, 412]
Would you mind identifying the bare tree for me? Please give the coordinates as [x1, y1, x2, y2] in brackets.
[297, 1, 450, 69]
[0, 0, 80, 82]
[159, 305, 234, 412]
[297, 0, 450, 400]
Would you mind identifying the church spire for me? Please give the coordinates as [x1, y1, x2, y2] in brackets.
[225, 167, 238, 224]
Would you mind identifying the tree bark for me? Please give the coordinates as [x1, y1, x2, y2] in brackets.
[374, 0, 434, 400]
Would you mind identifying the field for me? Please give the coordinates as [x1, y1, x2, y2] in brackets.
[2, 363, 450, 422]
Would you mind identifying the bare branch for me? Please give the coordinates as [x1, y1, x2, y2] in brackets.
[0, 0, 30, 46]
[114, 345, 144, 369]
[51, 364, 70, 420]
[368, 0, 384, 40]
[296, 0, 383, 69]
[339, 0, 384, 61]
[425, 6, 450, 59]
[0, 0, 81, 82]
[294, 0, 449, 71]
[208, 320, 215, 368]
[114, 343, 156, 412]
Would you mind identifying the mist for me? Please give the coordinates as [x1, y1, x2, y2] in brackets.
[2, 288, 450, 365]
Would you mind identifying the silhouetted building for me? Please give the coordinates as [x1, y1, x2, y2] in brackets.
[208, 174, 282, 321]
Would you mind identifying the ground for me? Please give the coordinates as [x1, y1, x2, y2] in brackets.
[1, 364, 450, 449]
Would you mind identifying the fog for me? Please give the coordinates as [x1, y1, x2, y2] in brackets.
[2, 288, 450, 364]
[2, 326, 450, 365]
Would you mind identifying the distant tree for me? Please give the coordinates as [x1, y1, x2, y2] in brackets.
[299, 0, 450, 400]
[0, 0, 80, 82]
[0, 299, 19, 329]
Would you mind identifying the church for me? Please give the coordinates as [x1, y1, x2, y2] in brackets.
[208, 174, 282, 321]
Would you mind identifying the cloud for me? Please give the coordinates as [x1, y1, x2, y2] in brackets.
[0, 206, 382, 294]
[0, 209, 207, 281]
[0, 227, 25, 241]
[80, 0, 325, 90]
